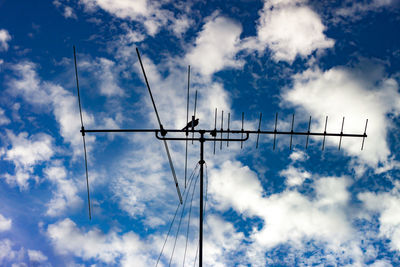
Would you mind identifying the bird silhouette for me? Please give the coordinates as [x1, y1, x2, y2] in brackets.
[182, 118, 199, 130]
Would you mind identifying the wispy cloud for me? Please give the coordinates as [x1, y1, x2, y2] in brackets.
[0, 29, 11, 52]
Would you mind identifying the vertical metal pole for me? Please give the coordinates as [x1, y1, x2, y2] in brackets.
[199, 131, 205, 267]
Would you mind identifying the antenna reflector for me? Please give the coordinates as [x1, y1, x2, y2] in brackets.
[338, 117, 345, 150]
[184, 65, 190, 188]
[322, 116, 328, 151]
[227, 113, 230, 147]
[273, 113, 278, 150]
[213, 108, 217, 154]
[241, 112, 244, 149]
[289, 114, 294, 150]
[192, 90, 198, 144]
[220, 110, 224, 150]
[73, 45, 92, 220]
[361, 119, 368, 150]
[256, 112, 262, 149]
[306, 116, 311, 149]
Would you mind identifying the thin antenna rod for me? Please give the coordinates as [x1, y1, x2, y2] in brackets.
[136, 48, 162, 127]
[273, 113, 278, 150]
[192, 90, 198, 144]
[339, 117, 345, 150]
[73, 45, 92, 220]
[241, 112, 244, 149]
[220, 110, 224, 150]
[256, 113, 262, 149]
[306, 116, 311, 149]
[213, 108, 217, 154]
[289, 114, 295, 150]
[184, 65, 190, 188]
[227, 113, 231, 147]
[322, 116, 328, 151]
[361, 119, 368, 150]
[136, 48, 183, 204]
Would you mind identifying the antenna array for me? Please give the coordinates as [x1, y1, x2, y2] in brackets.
[73, 46, 368, 266]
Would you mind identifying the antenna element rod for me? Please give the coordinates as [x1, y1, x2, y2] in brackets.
[73, 46, 92, 220]
[290, 114, 294, 150]
[361, 119, 368, 150]
[339, 117, 345, 150]
[256, 113, 262, 149]
[306, 116, 311, 149]
[322, 116, 328, 151]
[136, 48, 183, 204]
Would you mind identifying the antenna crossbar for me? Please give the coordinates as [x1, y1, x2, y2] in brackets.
[82, 128, 367, 138]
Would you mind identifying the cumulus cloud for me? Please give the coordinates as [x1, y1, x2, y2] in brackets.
[243, 0, 334, 63]
[0, 29, 11, 51]
[209, 160, 357, 264]
[80, 0, 178, 36]
[27, 249, 48, 262]
[0, 214, 11, 232]
[282, 63, 400, 169]
[359, 186, 400, 251]
[8, 61, 95, 156]
[44, 165, 82, 216]
[79, 57, 124, 96]
[336, 0, 394, 20]
[47, 218, 154, 266]
[0, 108, 10, 125]
[63, 6, 78, 19]
[280, 165, 311, 186]
[0, 239, 25, 265]
[2, 131, 54, 189]
[186, 14, 244, 76]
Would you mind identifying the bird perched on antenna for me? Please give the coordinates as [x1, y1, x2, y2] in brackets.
[182, 118, 199, 130]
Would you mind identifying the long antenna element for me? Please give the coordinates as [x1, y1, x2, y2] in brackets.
[73, 45, 92, 220]
[184, 65, 190, 188]
[256, 112, 262, 148]
[192, 90, 198, 144]
[306, 116, 311, 149]
[136, 48, 183, 204]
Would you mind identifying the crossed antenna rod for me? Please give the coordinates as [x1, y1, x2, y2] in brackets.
[73, 46, 91, 220]
[74, 47, 368, 266]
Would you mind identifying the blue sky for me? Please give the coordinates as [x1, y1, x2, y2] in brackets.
[1, 0, 400, 266]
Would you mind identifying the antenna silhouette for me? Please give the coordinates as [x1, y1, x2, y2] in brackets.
[73, 46, 91, 220]
[74, 47, 368, 266]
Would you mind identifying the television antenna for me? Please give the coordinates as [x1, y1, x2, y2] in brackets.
[73, 46, 368, 266]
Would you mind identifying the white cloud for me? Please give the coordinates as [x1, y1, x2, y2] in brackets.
[336, 0, 393, 19]
[2, 131, 54, 189]
[47, 218, 154, 266]
[209, 160, 356, 261]
[170, 15, 193, 37]
[244, 0, 334, 63]
[280, 165, 311, 186]
[203, 215, 246, 266]
[289, 150, 308, 162]
[0, 108, 10, 125]
[8, 61, 95, 156]
[0, 239, 25, 265]
[0, 29, 11, 51]
[27, 249, 48, 262]
[282, 64, 400, 169]
[44, 165, 83, 217]
[80, 0, 173, 36]
[0, 214, 11, 232]
[79, 57, 124, 96]
[63, 6, 78, 19]
[186, 14, 244, 76]
[359, 189, 400, 251]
